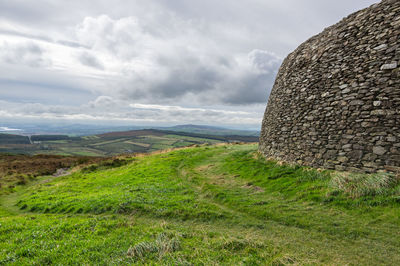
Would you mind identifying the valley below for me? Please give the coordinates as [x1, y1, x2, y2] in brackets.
[0, 127, 258, 156]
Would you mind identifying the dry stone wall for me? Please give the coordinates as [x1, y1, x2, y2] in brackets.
[259, 0, 400, 173]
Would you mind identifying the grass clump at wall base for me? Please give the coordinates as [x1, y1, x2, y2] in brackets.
[331, 172, 400, 198]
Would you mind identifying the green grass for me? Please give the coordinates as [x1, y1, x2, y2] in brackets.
[1, 144, 399, 264]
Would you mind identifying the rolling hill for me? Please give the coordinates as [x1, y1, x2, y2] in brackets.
[0, 129, 258, 156]
[0, 143, 399, 264]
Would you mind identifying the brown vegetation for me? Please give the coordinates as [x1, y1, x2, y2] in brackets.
[0, 154, 105, 193]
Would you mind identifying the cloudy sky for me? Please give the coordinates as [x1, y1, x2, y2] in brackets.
[0, 0, 378, 129]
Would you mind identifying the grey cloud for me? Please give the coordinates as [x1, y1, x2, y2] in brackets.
[0, 63, 98, 105]
[0, 29, 52, 43]
[248, 50, 282, 74]
[134, 66, 220, 99]
[0, 41, 50, 68]
[118, 47, 281, 105]
[0, 29, 89, 49]
[88, 96, 115, 108]
[56, 40, 88, 49]
[222, 73, 275, 105]
[78, 51, 104, 70]
[221, 50, 282, 104]
[71, 14, 283, 105]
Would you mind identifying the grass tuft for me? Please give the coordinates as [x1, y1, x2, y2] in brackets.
[127, 232, 181, 259]
[331, 172, 400, 198]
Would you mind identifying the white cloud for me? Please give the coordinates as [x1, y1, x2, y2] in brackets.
[0, 41, 51, 68]
[130, 103, 251, 115]
[0, 97, 262, 126]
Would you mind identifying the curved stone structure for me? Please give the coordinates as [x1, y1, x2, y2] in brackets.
[260, 0, 400, 173]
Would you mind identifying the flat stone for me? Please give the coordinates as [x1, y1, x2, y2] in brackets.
[373, 146, 386, 155]
[387, 136, 396, 142]
[350, 100, 364, 105]
[371, 110, 386, 115]
[361, 122, 372, 127]
[380, 62, 398, 70]
[307, 95, 316, 101]
[348, 150, 363, 160]
[363, 162, 379, 168]
[373, 101, 382, 107]
[324, 150, 337, 159]
[363, 153, 378, 161]
[335, 165, 346, 171]
[342, 144, 352, 149]
[373, 44, 388, 50]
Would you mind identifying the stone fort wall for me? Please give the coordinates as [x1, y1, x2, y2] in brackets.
[259, 0, 400, 173]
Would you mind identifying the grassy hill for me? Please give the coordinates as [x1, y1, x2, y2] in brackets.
[0, 144, 399, 264]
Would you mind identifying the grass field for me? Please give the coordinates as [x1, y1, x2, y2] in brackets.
[0, 144, 399, 264]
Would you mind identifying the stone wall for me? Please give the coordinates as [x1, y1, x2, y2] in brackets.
[259, 0, 400, 173]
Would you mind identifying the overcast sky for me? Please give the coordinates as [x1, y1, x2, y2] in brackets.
[0, 0, 379, 129]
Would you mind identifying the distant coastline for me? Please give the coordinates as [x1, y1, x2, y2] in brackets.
[0, 127, 22, 132]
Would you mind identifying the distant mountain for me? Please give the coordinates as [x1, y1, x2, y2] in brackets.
[171, 124, 226, 130]
[158, 124, 260, 136]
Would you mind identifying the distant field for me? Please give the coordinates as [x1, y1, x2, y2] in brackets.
[0, 129, 258, 157]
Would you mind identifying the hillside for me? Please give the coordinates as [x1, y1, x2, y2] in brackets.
[0, 130, 258, 156]
[0, 154, 107, 195]
[1, 144, 399, 264]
